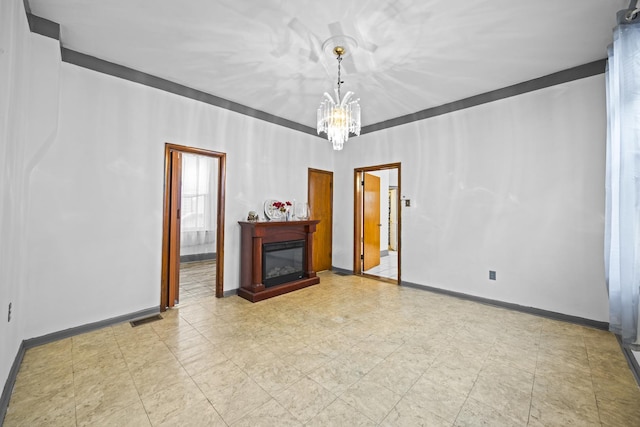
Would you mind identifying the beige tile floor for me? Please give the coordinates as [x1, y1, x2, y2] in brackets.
[179, 259, 217, 303]
[4, 266, 640, 426]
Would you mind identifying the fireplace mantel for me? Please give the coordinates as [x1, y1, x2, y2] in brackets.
[237, 220, 320, 302]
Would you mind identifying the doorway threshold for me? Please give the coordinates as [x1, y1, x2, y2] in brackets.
[361, 273, 398, 285]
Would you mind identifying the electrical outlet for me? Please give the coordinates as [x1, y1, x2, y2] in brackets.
[489, 271, 496, 280]
[8, 302, 11, 322]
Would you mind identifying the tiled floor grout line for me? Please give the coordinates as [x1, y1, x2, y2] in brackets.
[377, 341, 436, 426]
[70, 339, 79, 427]
[526, 325, 543, 426]
[113, 326, 161, 427]
[184, 356, 229, 426]
[451, 343, 490, 426]
[583, 332, 603, 426]
[177, 302, 285, 426]
[303, 377, 341, 425]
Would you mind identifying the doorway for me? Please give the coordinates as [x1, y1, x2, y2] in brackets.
[354, 163, 401, 283]
[161, 143, 226, 310]
[308, 168, 333, 272]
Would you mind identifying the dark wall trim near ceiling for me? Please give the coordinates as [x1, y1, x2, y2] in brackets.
[26, 12, 60, 41]
[24, 5, 606, 139]
[361, 59, 607, 135]
[60, 48, 318, 136]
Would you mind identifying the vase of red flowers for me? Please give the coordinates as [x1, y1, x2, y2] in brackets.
[272, 201, 292, 220]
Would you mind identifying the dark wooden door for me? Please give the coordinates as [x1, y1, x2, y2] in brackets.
[308, 169, 333, 272]
[363, 172, 381, 271]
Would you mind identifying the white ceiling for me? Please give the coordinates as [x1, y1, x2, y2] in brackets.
[28, 0, 627, 129]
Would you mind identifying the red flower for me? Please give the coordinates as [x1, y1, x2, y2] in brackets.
[272, 201, 291, 212]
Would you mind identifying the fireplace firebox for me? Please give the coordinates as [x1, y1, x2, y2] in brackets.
[238, 220, 320, 302]
[262, 240, 305, 287]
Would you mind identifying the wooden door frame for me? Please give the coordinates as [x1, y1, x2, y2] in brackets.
[161, 143, 226, 310]
[354, 162, 401, 284]
[308, 168, 333, 271]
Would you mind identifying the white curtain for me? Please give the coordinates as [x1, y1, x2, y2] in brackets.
[180, 153, 217, 255]
[605, 8, 640, 350]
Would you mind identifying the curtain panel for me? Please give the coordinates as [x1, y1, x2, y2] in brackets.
[605, 7, 640, 349]
[180, 153, 217, 255]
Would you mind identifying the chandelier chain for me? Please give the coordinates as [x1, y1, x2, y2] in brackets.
[337, 54, 343, 101]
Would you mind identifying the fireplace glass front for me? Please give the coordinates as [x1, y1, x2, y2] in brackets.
[262, 240, 305, 287]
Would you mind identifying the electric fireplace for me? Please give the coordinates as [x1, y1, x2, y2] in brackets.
[238, 220, 320, 302]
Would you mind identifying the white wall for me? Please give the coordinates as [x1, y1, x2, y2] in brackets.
[0, 0, 60, 395]
[23, 61, 333, 339]
[334, 76, 609, 322]
[0, 0, 27, 396]
[388, 168, 398, 188]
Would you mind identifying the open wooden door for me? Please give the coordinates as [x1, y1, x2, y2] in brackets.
[363, 172, 381, 271]
[161, 143, 226, 311]
[354, 163, 401, 283]
[308, 169, 333, 271]
[168, 151, 182, 307]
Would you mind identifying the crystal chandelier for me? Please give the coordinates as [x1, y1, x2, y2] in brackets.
[317, 46, 361, 150]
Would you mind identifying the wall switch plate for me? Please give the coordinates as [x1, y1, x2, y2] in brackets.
[489, 271, 496, 280]
[404, 199, 411, 207]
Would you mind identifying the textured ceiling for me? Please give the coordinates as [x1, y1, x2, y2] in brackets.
[28, 0, 627, 129]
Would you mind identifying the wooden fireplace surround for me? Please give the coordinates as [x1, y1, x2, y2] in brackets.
[237, 220, 320, 302]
